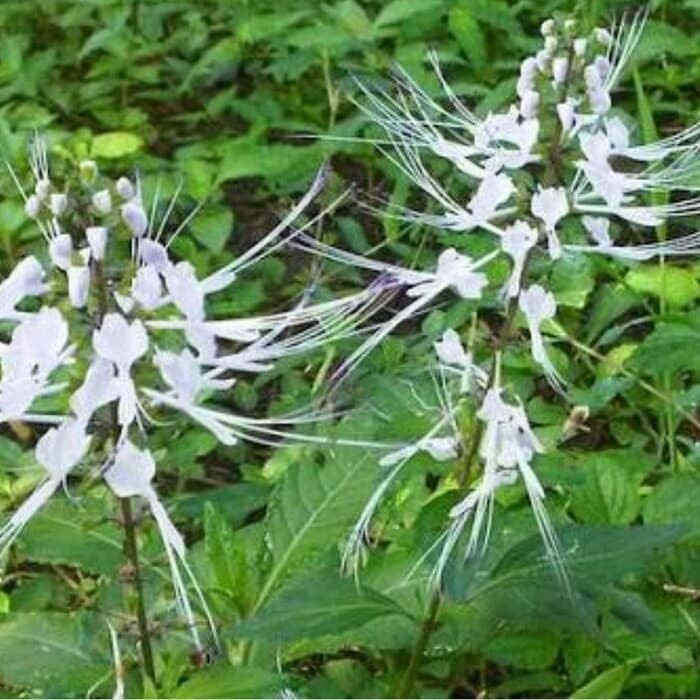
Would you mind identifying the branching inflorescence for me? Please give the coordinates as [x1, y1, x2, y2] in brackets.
[0, 146, 388, 654]
[302, 12, 700, 587]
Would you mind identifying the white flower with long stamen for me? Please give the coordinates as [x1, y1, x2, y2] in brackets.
[0, 149, 391, 654]
[434, 329, 487, 394]
[519, 285, 563, 392]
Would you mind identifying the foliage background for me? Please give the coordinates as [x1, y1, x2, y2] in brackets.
[2, 0, 700, 697]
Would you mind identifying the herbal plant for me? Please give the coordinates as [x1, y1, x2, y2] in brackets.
[0, 144, 386, 685]
[2, 4, 700, 700]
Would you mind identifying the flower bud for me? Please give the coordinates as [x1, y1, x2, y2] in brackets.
[139, 239, 170, 272]
[520, 90, 540, 119]
[552, 57, 569, 84]
[25, 194, 41, 219]
[588, 86, 611, 114]
[516, 74, 534, 98]
[35, 178, 50, 201]
[594, 27, 611, 46]
[49, 233, 73, 271]
[544, 36, 557, 54]
[535, 49, 551, 71]
[116, 176, 135, 200]
[594, 55, 610, 79]
[121, 200, 148, 237]
[49, 193, 67, 217]
[68, 266, 90, 308]
[584, 64, 602, 88]
[540, 19, 555, 36]
[564, 19, 576, 34]
[86, 226, 108, 261]
[520, 57, 538, 80]
[573, 38, 587, 57]
[556, 100, 576, 133]
[79, 160, 98, 184]
[92, 189, 112, 214]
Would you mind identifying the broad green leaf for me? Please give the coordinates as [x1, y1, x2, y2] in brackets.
[232, 570, 410, 642]
[90, 131, 143, 158]
[484, 630, 560, 670]
[204, 503, 252, 616]
[0, 613, 108, 696]
[255, 439, 376, 611]
[172, 664, 281, 699]
[19, 497, 124, 576]
[374, 0, 442, 27]
[448, 6, 487, 71]
[573, 664, 631, 699]
[190, 207, 234, 253]
[631, 320, 700, 375]
[626, 266, 699, 307]
[569, 451, 650, 525]
[643, 474, 700, 537]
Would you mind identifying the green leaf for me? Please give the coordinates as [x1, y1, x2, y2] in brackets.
[172, 664, 281, 699]
[572, 664, 631, 699]
[626, 266, 699, 308]
[643, 474, 700, 537]
[90, 131, 143, 158]
[19, 497, 124, 576]
[448, 5, 487, 71]
[255, 437, 377, 611]
[204, 503, 252, 616]
[631, 319, 700, 375]
[232, 570, 410, 642]
[0, 613, 108, 696]
[569, 451, 649, 525]
[374, 0, 442, 28]
[190, 207, 234, 253]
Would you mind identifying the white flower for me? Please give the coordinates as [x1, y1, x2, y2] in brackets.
[520, 90, 540, 119]
[500, 220, 538, 297]
[131, 265, 164, 310]
[434, 328, 487, 393]
[518, 285, 563, 391]
[104, 439, 217, 652]
[531, 187, 569, 259]
[93, 314, 148, 374]
[0, 257, 47, 319]
[163, 262, 205, 321]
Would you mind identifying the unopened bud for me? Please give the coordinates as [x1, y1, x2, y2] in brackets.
[86, 226, 108, 261]
[116, 176, 135, 200]
[594, 27, 611, 46]
[594, 55, 610, 79]
[121, 200, 148, 237]
[544, 36, 558, 54]
[520, 57, 538, 80]
[556, 100, 576, 133]
[552, 57, 569, 84]
[584, 64, 602, 88]
[49, 193, 67, 217]
[35, 178, 50, 201]
[588, 86, 611, 114]
[67, 266, 90, 308]
[49, 234, 73, 271]
[79, 160, 98, 184]
[535, 49, 551, 71]
[92, 189, 112, 214]
[25, 194, 41, 219]
[573, 38, 587, 57]
[540, 19, 555, 37]
[520, 90, 540, 119]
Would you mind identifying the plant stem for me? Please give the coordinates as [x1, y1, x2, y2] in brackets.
[120, 496, 157, 685]
[92, 256, 157, 685]
[394, 589, 442, 698]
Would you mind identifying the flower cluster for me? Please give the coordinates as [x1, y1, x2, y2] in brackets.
[308, 12, 700, 583]
[0, 141, 384, 650]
